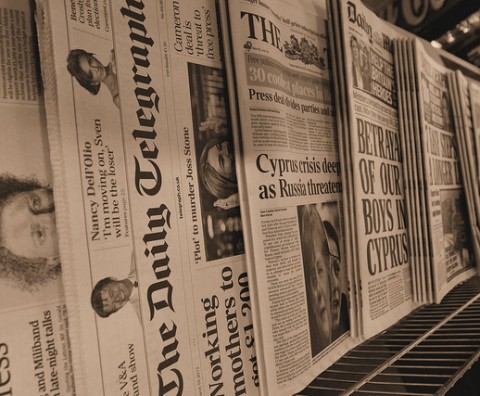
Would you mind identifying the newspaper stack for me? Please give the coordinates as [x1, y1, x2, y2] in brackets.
[12, 0, 479, 395]
[219, 0, 477, 393]
[394, 38, 478, 304]
[448, 72, 480, 269]
[326, 0, 419, 340]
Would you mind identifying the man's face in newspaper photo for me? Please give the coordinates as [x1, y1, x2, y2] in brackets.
[1, 188, 58, 259]
[99, 280, 133, 315]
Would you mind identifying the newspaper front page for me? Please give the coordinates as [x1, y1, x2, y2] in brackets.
[333, 0, 418, 338]
[414, 41, 477, 302]
[449, 72, 480, 271]
[0, 0, 75, 395]
[220, 0, 357, 394]
[36, 0, 258, 395]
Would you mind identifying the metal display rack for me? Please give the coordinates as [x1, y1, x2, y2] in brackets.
[297, 276, 480, 395]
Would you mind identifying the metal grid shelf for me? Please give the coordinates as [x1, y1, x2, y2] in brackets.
[297, 276, 480, 395]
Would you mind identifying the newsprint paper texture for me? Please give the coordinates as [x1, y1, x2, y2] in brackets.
[0, 0, 75, 395]
[220, 0, 357, 394]
[35, 0, 258, 395]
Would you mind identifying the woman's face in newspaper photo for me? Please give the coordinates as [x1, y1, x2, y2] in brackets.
[78, 53, 107, 83]
[207, 139, 236, 181]
[305, 217, 332, 347]
[1, 188, 58, 259]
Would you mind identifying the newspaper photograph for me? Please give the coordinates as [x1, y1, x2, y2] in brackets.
[220, 0, 357, 394]
[36, 0, 258, 395]
[0, 0, 75, 395]
[335, 0, 418, 337]
[414, 40, 476, 302]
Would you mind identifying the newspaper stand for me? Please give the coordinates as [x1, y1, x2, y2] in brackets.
[298, 276, 480, 395]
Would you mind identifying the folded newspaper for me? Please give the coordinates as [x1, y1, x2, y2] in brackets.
[0, 0, 75, 394]
[35, 0, 258, 395]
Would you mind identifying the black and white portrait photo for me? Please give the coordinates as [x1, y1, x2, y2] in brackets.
[298, 202, 349, 357]
[67, 48, 120, 108]
[0, 173, 61, 293]
[188, 63, 244, 261]
[350, 35, 372, 92]
[90, 252, 140, 321]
